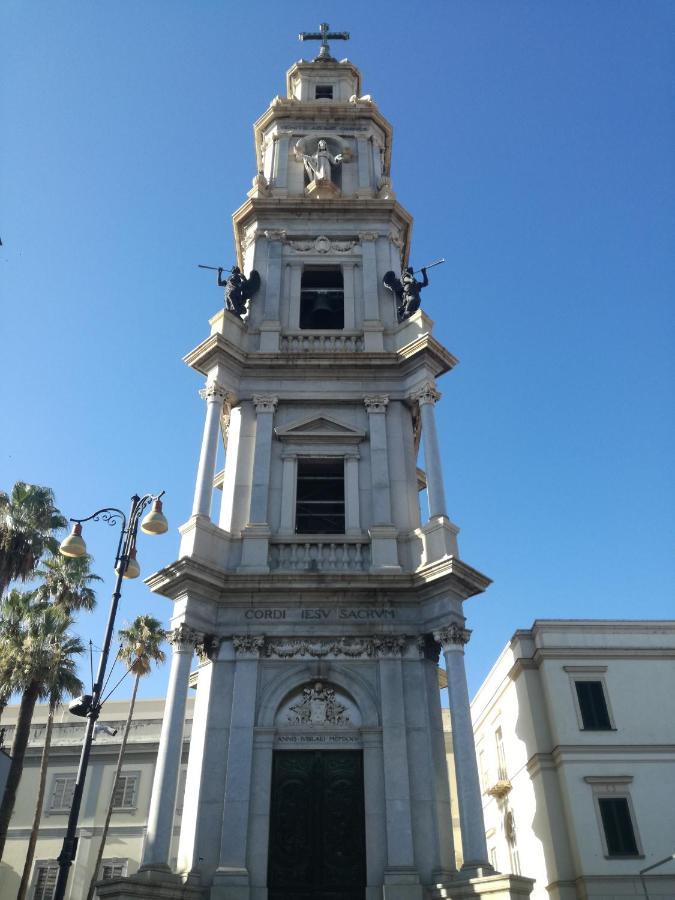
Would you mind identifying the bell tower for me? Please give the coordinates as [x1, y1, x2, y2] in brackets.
[100, 27, 534, 900]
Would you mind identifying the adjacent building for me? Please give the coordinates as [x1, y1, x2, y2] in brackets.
[471, 620, 675, 899]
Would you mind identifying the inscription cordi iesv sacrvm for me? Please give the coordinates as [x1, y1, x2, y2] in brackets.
[244, 607, 395, 620]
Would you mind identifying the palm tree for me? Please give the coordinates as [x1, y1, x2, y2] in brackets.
[0, 482, 67, 595]
[0, 606, 82, 857]
[16, 630, 84, 900]
[85, 616, 166, 900]
[0, 554, 100, 857]
[34, 552, 101, 613]
[0, 590, 34, 723]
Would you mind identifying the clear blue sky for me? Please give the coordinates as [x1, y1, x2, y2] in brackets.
[1, 1, 673, 702]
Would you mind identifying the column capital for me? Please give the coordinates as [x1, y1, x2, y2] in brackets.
[195, 634, 221, 663]
[364, 394, 389, 413]
[199, 382, 232, 403]
[167, 623, 199, 652]
[411, 381, 441, 406]
[253, 394, 278, 413]
[434, 623, 472, 648]
[233, 634, 265, 657]
[264, 229, 287, 242]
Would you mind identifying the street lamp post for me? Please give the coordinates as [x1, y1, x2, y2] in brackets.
[53, 492, 168, 900]
[639, 852, 675, 900]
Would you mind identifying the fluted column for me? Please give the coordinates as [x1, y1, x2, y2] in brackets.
[141, 624, 197, 872]
[192, 383, 231, 519]
[412, 381, 447, 519]
[434, 624, 491, 873]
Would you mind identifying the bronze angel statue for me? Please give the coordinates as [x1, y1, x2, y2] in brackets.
[383, 266, 429, 322]
[217, 266, 261, 318]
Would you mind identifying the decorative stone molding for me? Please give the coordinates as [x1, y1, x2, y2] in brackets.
[264, 229, 287, 242]
[357, 231, 378, 242]
[283, 235, 358, 254]
[195, 634, 221, 663]
[434, 623, 472, 648]
[199, 382, 232, 403]
[388, 225, 404, 248]
[411, 381, 441, 406]
[241, 224, 259, 252]
[363, 395, 389, 414]
[263, 635, 408, 659]
[232, 635, 265, 656]
[288, 682, 349, 726]
[167, 624, 199, 652]
[252, 395, 279, 413]
[417, 633, 441, 662]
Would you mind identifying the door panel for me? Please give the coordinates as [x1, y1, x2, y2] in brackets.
[268, 750, 366, 900]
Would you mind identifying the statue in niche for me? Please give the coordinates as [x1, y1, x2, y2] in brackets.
[300, 139, 343, 184]
[217, 266, 261, 318]
[383, 265, 429, 322]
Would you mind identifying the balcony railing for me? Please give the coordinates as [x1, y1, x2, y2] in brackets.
[269, 537, 370, 572]
[280, 331, 364, 353]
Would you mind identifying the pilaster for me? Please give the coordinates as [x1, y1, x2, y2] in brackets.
[364, 395, 400, 572]
[239, 395, 277, 572]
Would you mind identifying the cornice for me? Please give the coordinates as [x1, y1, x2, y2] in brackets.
[231, 196, 413, 269]
[183, 337, 456, 382]
[145, 552, 491, 605]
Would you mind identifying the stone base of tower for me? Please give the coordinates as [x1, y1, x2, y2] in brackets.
[430, 872, 535, 899]
[96, 871, 205, 900]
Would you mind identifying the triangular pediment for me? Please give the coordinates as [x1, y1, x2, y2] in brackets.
[275, 414, 365, 444]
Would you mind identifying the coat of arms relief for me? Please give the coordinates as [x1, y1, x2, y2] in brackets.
[288, 682, 350, 726]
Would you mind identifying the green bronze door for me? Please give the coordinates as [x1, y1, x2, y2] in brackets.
[268, 750, 366, 900]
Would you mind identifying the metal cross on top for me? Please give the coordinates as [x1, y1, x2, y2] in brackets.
[299, 22, 350, 61]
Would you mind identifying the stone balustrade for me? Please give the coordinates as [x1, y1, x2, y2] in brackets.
[269, 538, 371, 572]
[280, 331, 364, 353]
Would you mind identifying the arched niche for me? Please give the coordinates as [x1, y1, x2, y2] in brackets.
[257, 661, 379, 728]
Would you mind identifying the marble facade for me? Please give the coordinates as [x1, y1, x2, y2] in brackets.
[98, 39, 533, 900]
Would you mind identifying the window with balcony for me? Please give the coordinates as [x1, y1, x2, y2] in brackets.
[296, 458, 345, 534]
[300, 267, 344, 330]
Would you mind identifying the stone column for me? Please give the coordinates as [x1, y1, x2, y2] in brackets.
[359, 232, 384, 351]
[141, 624, 197, 872]
[287, 262, 303, 331]
[379, 648, 423, 898]
[192, 383, 230, 519]
[344, 451, 361, 534]
[359, 232, 380, 320]
[356, 137, 371, 189]
[412, 381, 447, 519]
[240, 396, 278, 571]
[279, 454, 297, 534]
[342, 259, 357, 329]
[214, 636, 264, 891]
[365, 396, 400, 571]
[362, 728, 387, 894]
[248, 395, 278, 524]
[434, 624, 491, 874]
